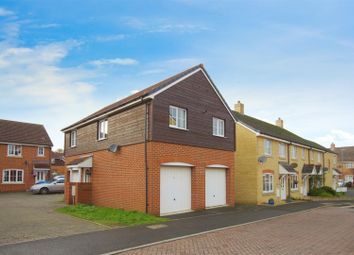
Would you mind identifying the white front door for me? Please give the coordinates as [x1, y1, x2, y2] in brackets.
[302, 176, 308, 196]
[205, 168, 226, 208]
[70, 169, 80, 182]
[332, 178, 337, 190]
[35, 171, 46, 183]
[160, 166, 191, 215]
[280, 176, 287, 200]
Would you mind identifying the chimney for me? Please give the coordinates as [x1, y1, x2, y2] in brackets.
[330, 142, 336, 151]
[276, 117, 284, 128]
[234, 100, 244, 115]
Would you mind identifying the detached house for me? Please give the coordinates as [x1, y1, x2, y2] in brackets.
[233, 101, 338, 205]
[62, 64, 236, 216]
[330, 144, 354, 187]
[0, 119, 53, 192]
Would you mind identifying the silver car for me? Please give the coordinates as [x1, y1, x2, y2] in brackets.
[30, 179, 65, 194]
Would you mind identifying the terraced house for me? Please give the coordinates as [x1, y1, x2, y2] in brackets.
[0, 119, 53, 192]
[233, 102, 338, 205]
[330, 144, 354, 187]
[62, 64, 236, 216]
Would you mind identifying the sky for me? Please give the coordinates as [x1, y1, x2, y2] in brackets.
[1, 0, 354, 150]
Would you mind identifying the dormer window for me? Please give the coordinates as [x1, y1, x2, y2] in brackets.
[98, 119, 108, 140]
[70, 130, 77, 147]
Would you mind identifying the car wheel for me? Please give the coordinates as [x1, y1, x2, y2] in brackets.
[40, 187, 49, 194]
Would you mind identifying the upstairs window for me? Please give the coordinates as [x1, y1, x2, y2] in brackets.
[291, 145, 297, 159]
[98, 119, 108, 140]
[302, 148, 305, 160]
[169, 106, 187, 130]
[310, 151, 314, 161]
[317, 152, 322, 163]
[264, 139, 272, 156]
[8, 144, 22, 157]
[334, 156, 337, 165]
[70, 130, 77, 147]
[213, 117, 225, 137]
[279, 143, 286, 158]
[37, 146, 45, 157]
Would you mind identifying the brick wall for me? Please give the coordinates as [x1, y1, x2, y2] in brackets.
[0, 144, 51, 192]
[65, 141, 235, 216]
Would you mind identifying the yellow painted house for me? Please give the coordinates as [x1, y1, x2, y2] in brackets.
[233, 101, 339, 205]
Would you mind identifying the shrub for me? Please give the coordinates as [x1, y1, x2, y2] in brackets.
[321, 186, 337, 196]
[308, 186, 337, 197]
[345, 182, 352, 188]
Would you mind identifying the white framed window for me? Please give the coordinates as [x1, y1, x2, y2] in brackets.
[213, 117, 225, 137]
[7, 144, 22, 157]
[302, 148, 305, 160]
[310, 151, 314, 161]
[344, 175, 353, 183]
[291, 145, 297, 159]
[37, 146, 45, 157]
[98, 119, 108, 140]
[317, 152, 322, 163]
[344, 162, 353, 168]
[334, 156, 337, 165]
[2, 169, 24, 184]
[262, 174, 274, 193]
[290, 175, 298, 190]
[169, 106, 187, 130]
[264, 139, 272, 156]
[279, 143, 286, 158]
[70, 130, 77, 147]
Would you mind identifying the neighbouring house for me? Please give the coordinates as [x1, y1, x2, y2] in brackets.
[330, 144, 354, 187]
[233, 101, 338, 205]
[51, 151, 65, 175]
[62, 64, 236, 216]
[0, 119, 53, 192]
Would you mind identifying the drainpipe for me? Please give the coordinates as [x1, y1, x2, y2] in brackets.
[144, 100, 149, 214]
[287, 144, 291, 201]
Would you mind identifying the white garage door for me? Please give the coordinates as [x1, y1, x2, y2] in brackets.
[205, 168, 226, 208]
[160, 166, 191, 215]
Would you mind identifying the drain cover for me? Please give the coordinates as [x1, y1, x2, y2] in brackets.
[146, 224, 168, 230]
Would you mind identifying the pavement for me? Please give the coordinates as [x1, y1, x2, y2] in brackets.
[122, 204, 354, 255]
[2, 200, 352, 255]
[0, 192, 105, 246]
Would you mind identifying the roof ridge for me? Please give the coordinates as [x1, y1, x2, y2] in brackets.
[0, 118, 44, 126]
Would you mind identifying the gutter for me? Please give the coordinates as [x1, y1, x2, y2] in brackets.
[144, 100, 150, 214]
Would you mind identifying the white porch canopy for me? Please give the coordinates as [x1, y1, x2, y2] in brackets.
[279, 162, 297, 175]
[67, 157, 92, 183]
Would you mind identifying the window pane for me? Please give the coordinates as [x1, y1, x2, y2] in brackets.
[3, 171, 9, 182]
[17, 171, 23, 182]
[169, 107, 177, 126]
[10, 170, 16, 182]
[178, 108, 186, 128]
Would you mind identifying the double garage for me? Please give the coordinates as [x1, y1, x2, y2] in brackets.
[160, 164, 228, 215]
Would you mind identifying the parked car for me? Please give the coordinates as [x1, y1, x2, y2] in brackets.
[53, 175, 65, 181]
[30, 179, 65, 194]
[35, 180, 49, 185]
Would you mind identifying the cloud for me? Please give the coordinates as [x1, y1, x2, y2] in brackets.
[89, 58, 138, 66]
[0, 7, 14, 17]
[139, 68, 165, 76]
[315, 130, 354, 147]
[31, 23, 61, 29]
[95, 34, 126, 42]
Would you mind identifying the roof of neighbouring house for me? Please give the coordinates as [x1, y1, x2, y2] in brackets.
[331, 146, 354, 161]
[232, 111, 330, 152]
[0, 119, 53, 146]
[279, 161, 297, 173]
[62, 64, 205, 131]
[52, 151, 64, 159]
[33, 160, 51, 169]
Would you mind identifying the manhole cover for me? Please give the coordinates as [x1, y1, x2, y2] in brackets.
[146, 224, 168, 230]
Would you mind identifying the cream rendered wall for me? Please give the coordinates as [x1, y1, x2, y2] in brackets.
[234, 124, 258, 204]
[324, 152, 337, 187]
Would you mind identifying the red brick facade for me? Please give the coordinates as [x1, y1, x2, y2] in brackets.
[0, 144, 51, 192]
[65, 141, 235, 215]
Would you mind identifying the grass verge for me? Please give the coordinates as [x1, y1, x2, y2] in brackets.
[56, 204, 168, 226]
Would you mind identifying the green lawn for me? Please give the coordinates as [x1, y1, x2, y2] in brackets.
[56, 204, 168, 226]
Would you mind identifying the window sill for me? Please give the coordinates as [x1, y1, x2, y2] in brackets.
[7, 155, 22, 158]
[70, 146, 77, 148]
[37, 155, 45, 157]
[290, 189, 299, 192]
[97, 138, 107, 142]
[169, 126, 189, 132]
[213, 134, 227, 138]
[262, 191, 274, 195]
[2, 182, 24, 185]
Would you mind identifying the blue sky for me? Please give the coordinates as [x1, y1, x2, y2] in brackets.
[1, 0, 354, 149]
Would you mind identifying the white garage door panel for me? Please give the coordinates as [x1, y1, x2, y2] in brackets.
[160, 167, 191, 215]
[205, 168, 226, 207]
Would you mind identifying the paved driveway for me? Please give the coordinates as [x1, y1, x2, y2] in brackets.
[122, 204, 354, 255]
[0, 192, 105, 246]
